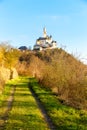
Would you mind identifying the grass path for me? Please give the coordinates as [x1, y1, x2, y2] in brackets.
[29, 83, 56, 130]
[0, 82, 15, 129]
[29, 78, 87, 130]
[4, 77, 50, 130]
[2, 77, 87, 130]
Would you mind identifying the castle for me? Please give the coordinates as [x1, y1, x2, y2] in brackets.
[33, 28, 57, 51]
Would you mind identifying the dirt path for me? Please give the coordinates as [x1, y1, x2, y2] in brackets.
[29, 86, 56, 130]
[0, 78, 56, 130]
[0, 85, 16, 130]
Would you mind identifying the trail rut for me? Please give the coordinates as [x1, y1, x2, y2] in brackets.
[29, 86, 56, 130]
[0, 79, 56, 130]
[0, 85, 16, 130]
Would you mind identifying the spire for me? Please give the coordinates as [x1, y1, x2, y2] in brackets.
[43, 27, 47, 37]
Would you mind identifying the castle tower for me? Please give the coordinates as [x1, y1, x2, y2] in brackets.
[43, 27, 47, 37]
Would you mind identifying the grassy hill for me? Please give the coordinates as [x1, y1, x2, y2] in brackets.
[0, 77, 87, 130]
[17, 48, 87, 110]
[0, 45, 87, 129]
[0, 44, 87, 110]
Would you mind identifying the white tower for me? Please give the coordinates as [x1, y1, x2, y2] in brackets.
[43, 27, 47, 37]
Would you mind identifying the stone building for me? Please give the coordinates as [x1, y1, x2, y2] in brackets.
[33, 28, 57, 51]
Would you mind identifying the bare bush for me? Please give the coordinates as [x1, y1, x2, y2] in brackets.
[36, 49, 87, 109]
[18, 49, 87, 109]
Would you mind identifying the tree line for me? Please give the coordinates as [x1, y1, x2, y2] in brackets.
[0, 43, 87, 109]
[0, 43, 19, 93]
[17, 48, 87, 110]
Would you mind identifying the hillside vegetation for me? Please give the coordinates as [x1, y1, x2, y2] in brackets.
[3, 77, 50, 130]
[29, 78, 87, 129]
[0, 43, 87, 110]
[0, 43, 87, 129]
[0, 43, 19, 93]
[17, 48, 87, 110]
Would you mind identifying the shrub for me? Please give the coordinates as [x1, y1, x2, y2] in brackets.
[35, 49, 87, 109]
[18, 49, 87, 109]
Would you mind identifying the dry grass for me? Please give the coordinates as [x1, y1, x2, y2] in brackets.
[17, 48, 87, 109]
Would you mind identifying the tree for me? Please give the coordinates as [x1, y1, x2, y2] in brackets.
[0, 43, 20, 79]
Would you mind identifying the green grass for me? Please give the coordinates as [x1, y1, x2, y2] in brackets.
[0, 80, 12, 115]
[0, 79, 14, 126]
[29, 78, 87, 130]
[1, 77, 87, 130]
[4, 77, 50, 130]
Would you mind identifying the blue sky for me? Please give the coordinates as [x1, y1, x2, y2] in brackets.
[0, 0, 87, 63]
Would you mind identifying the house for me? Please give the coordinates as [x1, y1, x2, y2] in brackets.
[18, 46, 28, 51]
[33, 28, 57, 51]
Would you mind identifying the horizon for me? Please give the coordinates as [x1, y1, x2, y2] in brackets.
[0, 0, 87, 63]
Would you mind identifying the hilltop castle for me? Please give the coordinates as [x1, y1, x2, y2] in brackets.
[33, 28, 57, 51]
